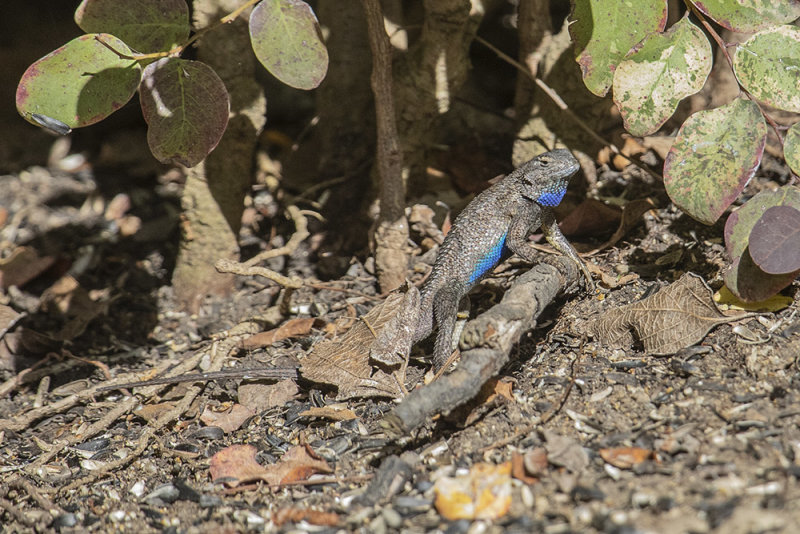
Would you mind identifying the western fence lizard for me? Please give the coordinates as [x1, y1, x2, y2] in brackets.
[372, 148, 594, 372]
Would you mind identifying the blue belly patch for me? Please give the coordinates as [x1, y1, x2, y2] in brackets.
[469, 232, 508, 284]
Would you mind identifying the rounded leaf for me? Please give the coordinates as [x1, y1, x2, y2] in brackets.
[664, 98, 766, 225]
[613, 15, 712, 136]
[16, 34, 141, 129]
[570, 0, 667, 97]
[75, 0, 190, 53]
[748, 206, 800, 274]
[783, 121, 800, 175]
[139, 58, 229, 167]
[724, 186, 800, 301]
[733, 26, 800, 113]
[694, 0, 800, 33]
[249, 0, 328, 90]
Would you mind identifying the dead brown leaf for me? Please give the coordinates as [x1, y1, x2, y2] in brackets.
[300, 292, 407, 399]
[241, 317, 319, 349]
[0, 246, 56, 289]
[273, 507, 339, 527]
[238, 379, 299, 414]
[299, 405, 358, 421]
[599, 446, 655, 469]
[209, 444, 332, 488]
[588, 272, 752, 355]
[586, 198, 657, 255]
[199, 404, 255, 433]
[135, 401, 178, 423]
[559, 199, 621, 239]
[511, 452, 538, 485]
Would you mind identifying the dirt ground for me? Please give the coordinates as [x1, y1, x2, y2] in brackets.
[2, 4, 800, 534]
[2, 123, 799, 533]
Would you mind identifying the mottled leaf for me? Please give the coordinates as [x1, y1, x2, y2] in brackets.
[694, 0, 800, 33]
[733, 26, 800, 113]
[784, 121, 800, 176]
[613, 15, 712, 136]
[570, 0, 667, 97]
[748, 206, 800, 274]
[663, 98, 766, 224]
[75, 0, 190, 53]
[588, 273, 749, 355]
[139, 58, 229, 167]
[16, 34, 141, 129]
[249, 0, 328, 90]
[724, 186, 800, 301]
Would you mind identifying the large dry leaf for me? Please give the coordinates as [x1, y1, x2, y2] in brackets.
[300, 292, 407, 399]
[238, 379, 299, 414]
[589, 272, 750, 354]
[209, 444, 332, 488]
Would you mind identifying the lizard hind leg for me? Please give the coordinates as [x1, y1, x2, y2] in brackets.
[431, 282, 466, 372]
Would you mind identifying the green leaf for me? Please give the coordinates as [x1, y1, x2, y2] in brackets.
[748, 206, 800, 274]
[663, 98, 766, 225]
[733, 26, 800, 113]
[16, 34, 141, 129]
[75, 0, 190, 53]
[570, 0, 667, 97]
[783, 122, 800, 175]
[249, 0, 328, 90]
[724, 186, 800, 301]
[612, 15, 712, 136]
[694, 0, 800, 33]
[139, 58, 229, 167]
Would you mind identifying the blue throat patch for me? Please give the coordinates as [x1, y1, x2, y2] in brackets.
[469, 232, 508, 284]
[535, 187, 567, 207]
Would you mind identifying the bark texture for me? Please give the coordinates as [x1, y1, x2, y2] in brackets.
[172, 0, 266, 311]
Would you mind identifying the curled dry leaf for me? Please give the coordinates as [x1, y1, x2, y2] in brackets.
[273, 507, 339, 527]
[588, 272, 752, 355]
[300, 292, 407, 399]
[299, 405, 358, 421]
[209, 444, 332, 488]
[434, 462, 512, 521]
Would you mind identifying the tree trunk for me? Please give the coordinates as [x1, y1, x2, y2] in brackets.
[172, 0, 266, 312]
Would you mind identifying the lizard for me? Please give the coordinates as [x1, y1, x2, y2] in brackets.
[371, 148, 594, 373]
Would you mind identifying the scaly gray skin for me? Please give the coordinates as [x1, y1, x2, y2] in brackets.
[372, 149, 594, 372]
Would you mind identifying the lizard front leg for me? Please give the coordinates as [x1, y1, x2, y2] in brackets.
[506, 205, 594, 291]
[538, 208, 594, 291]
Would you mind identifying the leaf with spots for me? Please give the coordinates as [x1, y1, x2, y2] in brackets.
[75, 0, 190, 53]
[694, 0, 800, 33]
[663, 98, 766, 225]
[783, 121, 800, 175]
[16, 34, 141, 130]
[249, 0, 328, 90]
[612, 14, 712, 136]
[570, 0, 667, 97]
[139, 58, 229, 167]
[733, 26, 800, 113]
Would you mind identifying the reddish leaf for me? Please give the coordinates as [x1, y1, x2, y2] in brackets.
[139, 58, 229, 167]
[748, 206, 800, 275]
[209, 444, 332, 488]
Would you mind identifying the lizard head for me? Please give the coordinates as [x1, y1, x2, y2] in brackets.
[516, 148, 580, 207]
